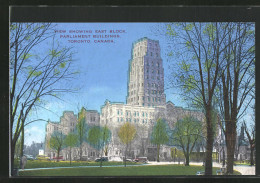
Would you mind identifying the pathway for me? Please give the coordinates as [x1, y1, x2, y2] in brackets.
[147, 161, 255, 175]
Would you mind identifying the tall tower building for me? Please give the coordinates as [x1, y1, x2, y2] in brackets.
[126, 37, 166, 107]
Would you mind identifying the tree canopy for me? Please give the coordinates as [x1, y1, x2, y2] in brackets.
[171, 116, 203, 166]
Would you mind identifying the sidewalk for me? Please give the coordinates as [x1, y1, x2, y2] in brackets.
[147, 161, 255, 175]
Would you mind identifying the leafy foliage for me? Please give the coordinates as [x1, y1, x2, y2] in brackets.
[87, 125, 111, 150]
[48, 131, 65, 161]
[64, 133, 78, 148]
[151, 118, 170, 145]
[118, 122, 136, 145]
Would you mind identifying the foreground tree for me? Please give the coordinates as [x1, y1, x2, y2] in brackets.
[243, 121, 255, 166]
[48, 131, 65, 162]
[87, 125, 111, 167]
[64, 132, 78, 165]
[118, 122, 136, 167]
[217, 22, 255, 174]
[163, 22, 239, 174]
[151, 118, 169, 162]
[76, 107, 88, 161]
[10, 23, 77, 174]
[172, 116, 203, 166]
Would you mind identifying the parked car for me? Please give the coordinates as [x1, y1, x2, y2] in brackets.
[109, 156, 122, 162]
[52, 156, 64, 161]
[25, 155, 35, 160]
[95, 157, 109, 162]
[196, 171, 205, 175]
[122, 157, 133, 162]
[134, 157, 148, 163]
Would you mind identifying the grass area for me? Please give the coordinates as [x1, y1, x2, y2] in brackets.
[234, 160, 252, 166]
[17, 160, 141, 169]
[19, 165, 241, 176]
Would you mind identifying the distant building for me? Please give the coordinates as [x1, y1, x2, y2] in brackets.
[44, 110, 100, 160]
[24, 141, 44, 158]
[44, 38, 210, 161]
[126, 38, 166, 107]
[39, 149, 44, 156]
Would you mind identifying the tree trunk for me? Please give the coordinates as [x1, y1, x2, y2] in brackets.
[250, 146, 254, 166]
[80, 144, 82, 161]
[19, 123, 24, 169]
[70, 147, 71, 165]
[11, 142, 15, 176]
[205, 108, 214, 175]
[157, 144, 160, 162]
[57, 149, 60, 162]
[225, 122, 236, 174]
[185, 154, 190, 166]
[100, 149, 103, 168]
[125, 145, 127, 167]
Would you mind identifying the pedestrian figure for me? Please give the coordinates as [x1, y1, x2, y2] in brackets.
[21, 155, 27, 170]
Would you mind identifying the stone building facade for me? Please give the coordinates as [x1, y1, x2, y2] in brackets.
[44, 37, 207, 161]
[126, 38, 166, 107]
[45, 110, 101, 160]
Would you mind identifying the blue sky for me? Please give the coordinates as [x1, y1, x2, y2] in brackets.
[22, 23, 254, 146]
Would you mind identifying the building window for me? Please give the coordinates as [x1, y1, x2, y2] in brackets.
[117, 117, 120, 122]
[137, 112, 139, 116]
[117, 110, 120, 115]
[151, 52, 152, 56]
[121, 118, 123, 122]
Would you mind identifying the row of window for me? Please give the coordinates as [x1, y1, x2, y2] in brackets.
[129, 83, 162, 91]
[117, 117, 154, 124]
[128, 96, 162, 103]
[134, 51, 159, 58]
[90, 116, 96, 122]
[146, 75, 161, 80]
[117, 110, 154, 117]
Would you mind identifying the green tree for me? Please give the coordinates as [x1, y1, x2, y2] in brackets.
[243, 121, 255, 166]
[64, 133, 78, 165]
[118, 122, 136, 167]
[171, 116, 203, 166]
[87, 125, 111, 167]
[10, 23, 78, 175]
[48, 131, 65, 162]
[76, 107, 88, 161]
[151, 118, 169, 162]
[163, 23, 233, 175]
[217, 22, 255, 174]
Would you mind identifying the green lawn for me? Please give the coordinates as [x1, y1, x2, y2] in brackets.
[19, 165, 241, 176]
[234, 160, 252, 166]
[17, 160, 140, 169]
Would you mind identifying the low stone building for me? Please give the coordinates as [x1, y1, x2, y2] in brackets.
[44, 109, 100, 160]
